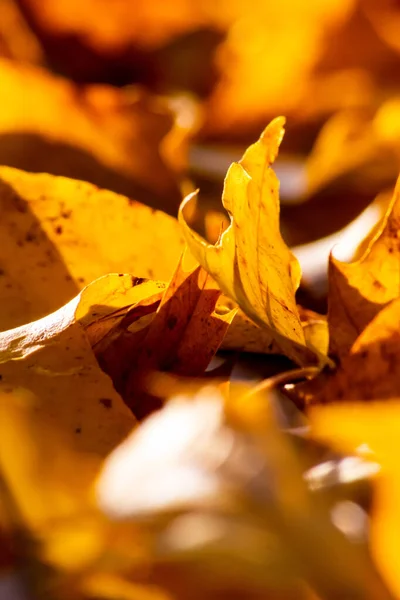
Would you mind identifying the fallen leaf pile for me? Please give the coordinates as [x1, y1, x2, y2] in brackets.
[5, 2, 400, 599]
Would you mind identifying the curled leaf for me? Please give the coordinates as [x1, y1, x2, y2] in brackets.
[328, 178, 400, 360]
[179, 118, 316, 366]
[95, 252, 236, 418]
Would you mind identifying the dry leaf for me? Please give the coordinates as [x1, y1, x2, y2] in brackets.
[312, 296, 400, 404]
[311, 401, 400, 598]
[222, 306, 328, 357]
[0, 277, 138, 451]
[97, 385, 391, 599]
[0, 387, 155, 600]
[0, 271, 202, 597]
[179, 118, 317, 366]
[298, 308, 329, 357]
[95, 252, 236, 418]
[0, 58, 189, 210]
[328, 178, 400, 360]
[0, 166, 184, 331]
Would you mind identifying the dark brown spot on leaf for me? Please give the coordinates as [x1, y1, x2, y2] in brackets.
[132, 277, 146, 287]
[167, 315, 178, 330]
[99, 398, 112, 409]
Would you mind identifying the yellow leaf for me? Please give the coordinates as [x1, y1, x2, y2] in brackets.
[0, 58, 188, 208]
[328, 179, 400, 360]
[311, 401, 400, 598]
[0, 273, 151, 451]
[179, 118, 316, 366]
[98, 385, 390, 599]
[221, 305, 329, 357]
[0, 387, 151, 600]
[81, 574, 172, 600]
[0, 166, 184, 331]
[299, 309, 329, 358]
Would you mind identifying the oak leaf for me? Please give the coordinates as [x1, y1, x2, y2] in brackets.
[179, 117, 318, 366]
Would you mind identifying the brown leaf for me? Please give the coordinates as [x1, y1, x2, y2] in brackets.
[0, 167, 184, 331]
[95, 252, 236, 418]
[311, 296, 400, 404]
[328, 178, 400, 361]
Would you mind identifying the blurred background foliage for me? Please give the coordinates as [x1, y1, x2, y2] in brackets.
[2, 1, 400, 598]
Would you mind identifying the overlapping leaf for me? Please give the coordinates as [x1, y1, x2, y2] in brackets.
[97, 385, 391, 599]
[0, 58, 191, 208]
[179, 117, 320, 366]
[328, 177, 400, 360]
[93, 252, 236, 418]
[0, 167, 185, 330]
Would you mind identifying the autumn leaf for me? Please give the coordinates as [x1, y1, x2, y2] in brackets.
[179, 117, 319, 366]
[0, 166, 185, 331]
[222, 305, 329, 357]
[0, 387, 160, 600]
[308, 296, 400, 404]
[0, 58, 190, 209]
[328, 177, 400, 360]
[0, 273, 180, 595]
[311, 400, 400, 598]
[94, 251, 236, 418]
[97, 385, 391, 599]
[0, 276, 140, 451]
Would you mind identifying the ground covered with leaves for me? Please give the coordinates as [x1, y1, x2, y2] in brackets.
[3, 1, 400, 599]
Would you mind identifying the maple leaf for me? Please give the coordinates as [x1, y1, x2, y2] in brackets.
[328, 177, 400, 361]
[179, 117, 320, 366]
[0, 167, 184, 331]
